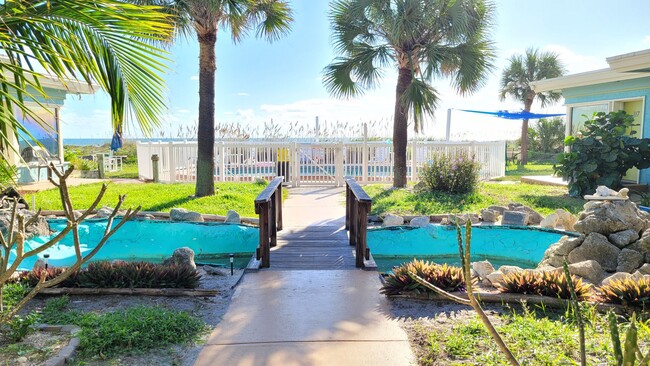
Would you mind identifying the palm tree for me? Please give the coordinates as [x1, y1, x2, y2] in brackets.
[141, 0, 292, 197]
[499, 48, 565, 165]
[0, 0, 173, 178]
[324, 0, 495, 188]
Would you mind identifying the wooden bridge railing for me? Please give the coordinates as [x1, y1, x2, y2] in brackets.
[254, 177, 284, 268]
[345, 176, 372, 268]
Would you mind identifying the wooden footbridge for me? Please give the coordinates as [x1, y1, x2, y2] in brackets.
[253, 177, 373, 270]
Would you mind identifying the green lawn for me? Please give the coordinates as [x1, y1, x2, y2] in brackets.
[412, 306, 645, 365]
[26, 181, 272, 217]
[495, 163, 557, 181]
[365, 182, 584, 216]
[105, 162, 138, 179]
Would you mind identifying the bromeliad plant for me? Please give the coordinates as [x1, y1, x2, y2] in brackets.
[555, 111, 650, 197]
[0, 165, 140, 324]
[499, 270, 591, 300]
[601, 277, 650, 307]
[381, 259, 466, 296]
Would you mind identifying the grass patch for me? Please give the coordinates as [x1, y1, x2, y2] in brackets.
[365, 182, 584, 216]
[496, 163, 557, 182]
[41, 297, 207, 360]
[413, 307, 646, 365]
[105, 162, 139, 179]
[26, 181, 274, 217]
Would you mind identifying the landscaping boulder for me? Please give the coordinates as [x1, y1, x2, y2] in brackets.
[409, 216, 430, 227]
[499, 265, 524, 276]
[567, 260, 604, 284]
[508, 203, 544, 225]
[0, 208, 50, 240]
[637, 263, 650, 275]
[544, 235, 583, 257]
[443, 213, 479, 226]
[574, 200, 650, 236]
[608, 229, 640, 248]
[617, 248, 644, 273]
[486, 270, 504, 287]
[601, 272, 632, 286]
[627, 230, 650, 253]
[95, 206, 114, 218]
[162, 247, 196, 269]
[487, 205, 508, 216]
[224, 210, 241, 224]
[170, 208, 204, 222]
[567, 232, 620, 271]
[501, 211, 527, 226]
[556, 209, 577, 231]
[382, 214, 404, 227]
[480, 209, 499, 223]
[537, 255, 565, 268]
[203, 265, 227, 276]
[471, 260, 494, 280]
[540, 213, 558, 229]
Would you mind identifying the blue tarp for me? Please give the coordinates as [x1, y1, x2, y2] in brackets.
[459, 109, 565, 120]
[110, 128, 122, 152]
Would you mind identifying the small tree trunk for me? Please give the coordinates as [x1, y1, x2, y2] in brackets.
[392, 67, 412, 188]
[520, 99, 534, 165]
[195, 31, 217, 197]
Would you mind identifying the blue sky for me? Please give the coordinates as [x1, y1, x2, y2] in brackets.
[60, 0, 650, 141]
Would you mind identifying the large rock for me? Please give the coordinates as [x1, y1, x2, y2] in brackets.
[488, 205, 508, 216]
[601, 272, 632, 286]
[480, 209, 499, 223]
[409, 216, 430, 227]
[567, 232, 621, 271]
[170, 208, 204, 222]
[0, 208, 50, 240]
[636, 263, 650, 275]
[486, 271, 504, 287]
[95, 206, 114, 218]
[508, 203, 544, 225]
[549, 235, 583, 257]
[501, 211, 527, 226]
[617, 248, 644, 273]
[574, 200, 650, 236]
[627, 231, 650, 253]
[540, 213, 558, 229]
[224, 210, 241, 224]
[498, 265, 524, 276]
[608, 229, 640, 248]
[162, 247, 196, 269]
[568, 260, 605, 284]
[471, 260, 494, 279]
[444, 214, 479, 226]
[382, 214, 404, 227]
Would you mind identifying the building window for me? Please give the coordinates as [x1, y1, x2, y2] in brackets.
[16, 107, 59, 161]
[570, 104, 608, 134]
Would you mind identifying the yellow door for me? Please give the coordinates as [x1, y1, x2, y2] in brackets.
[623, 100, 644, 182]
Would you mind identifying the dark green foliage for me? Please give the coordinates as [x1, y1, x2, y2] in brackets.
[555, 111, 650, 197]
[527, 117, 566, 153]
[16, 267, 77, 287]
[381, 259, 466, 296]
[17, 261, 201, 289]
[498, 270, 591, 300]
[418, 152, 481, 194]
[4, 312, 40, 342]
[601, 277, 650, 307]
[1, 283, 29, 311]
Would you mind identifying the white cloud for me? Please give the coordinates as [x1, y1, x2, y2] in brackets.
[190, 75, 199, 81]
[543, 44, 607, 74]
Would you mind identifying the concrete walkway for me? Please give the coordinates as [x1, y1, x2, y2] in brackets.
[194, 187, 415, 366]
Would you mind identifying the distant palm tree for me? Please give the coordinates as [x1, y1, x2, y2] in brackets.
[534, 117, 565, 153]
[0, 0, 173, 178]
[499, 48, 565, 165]
[141, 0, 292, 197]
[324, 0, 496, 187]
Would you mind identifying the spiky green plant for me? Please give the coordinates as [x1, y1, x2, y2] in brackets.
[380, 263, 421, 296]
[601, 277, 650, 307]
[498, 271, 540, 295]
[381, 259, 466, 296]
[539, 270, 591, 300]
[608, 312, 650, 366]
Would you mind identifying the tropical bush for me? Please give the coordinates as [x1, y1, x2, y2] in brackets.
[555, 111, 650, 197]
[418, 152, 481, 194]
[381, 259, 466, 296]
[600, 277, 650, 307]
[499, 270, 592, 300]
[15, 261, 201, 289]
[527, 117, 565, 153]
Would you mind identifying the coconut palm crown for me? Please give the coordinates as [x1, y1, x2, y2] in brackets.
[499, 48, 565, 165]
[140, 0, 293, 197]
[324, 0, 496, 187]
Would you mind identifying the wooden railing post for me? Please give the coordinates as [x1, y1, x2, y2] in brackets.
[344, 176, 372, 268]
[254, 176, 284, 268]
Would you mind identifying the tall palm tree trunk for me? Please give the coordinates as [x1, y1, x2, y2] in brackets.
[520, 99, 533, 165]
[195, 31, 217, 197]
[393, 67, 412, 188]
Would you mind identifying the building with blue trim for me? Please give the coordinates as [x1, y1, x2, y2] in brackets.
[531, 49, 650, 187]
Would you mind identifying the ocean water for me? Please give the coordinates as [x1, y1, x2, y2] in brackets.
[12, 218, 259, 270]
[369, 225, 576, 272]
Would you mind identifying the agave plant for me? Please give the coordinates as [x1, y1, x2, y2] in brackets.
[601, 277, 650, 307]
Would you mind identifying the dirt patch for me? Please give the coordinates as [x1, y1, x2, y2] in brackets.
[16, 268, 245, 366]
[0, 331, 70, 366]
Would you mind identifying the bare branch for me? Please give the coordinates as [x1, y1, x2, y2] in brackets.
[24, 209, 42, 228]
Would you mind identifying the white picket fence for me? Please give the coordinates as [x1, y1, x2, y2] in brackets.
[136, 140, 506, 186]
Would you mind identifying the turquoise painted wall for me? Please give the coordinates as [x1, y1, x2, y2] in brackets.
[563, 76, 650, 185]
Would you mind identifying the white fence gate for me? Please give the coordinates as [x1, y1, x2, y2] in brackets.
[136, 140, 506, 186]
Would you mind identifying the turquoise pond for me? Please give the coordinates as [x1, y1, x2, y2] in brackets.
[11, 219, 259, 271]
[368, 225, 578, 272]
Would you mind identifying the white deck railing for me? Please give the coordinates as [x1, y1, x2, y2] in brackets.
[136, 140, 505, 186]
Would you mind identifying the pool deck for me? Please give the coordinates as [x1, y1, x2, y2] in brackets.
[193, 187, 415, 366]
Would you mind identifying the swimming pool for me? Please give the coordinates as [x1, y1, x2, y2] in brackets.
[368, 225, 577, 272]
[11, 218, 259, 271]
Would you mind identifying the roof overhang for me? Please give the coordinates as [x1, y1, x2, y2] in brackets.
[531, 48, 650, 93]
[39, 75, 96, 94]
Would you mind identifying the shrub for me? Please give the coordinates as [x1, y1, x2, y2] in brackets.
[498, 270, 591, 300]
[418, 151, 481, 194]
[600, 277, 650, 307]
[381, 259, 466, 296]
[555, 111, 650, 197]
[17, 261, 201, 289]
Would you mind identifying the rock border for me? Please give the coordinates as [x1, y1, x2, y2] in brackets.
[37, 324, 81, 366]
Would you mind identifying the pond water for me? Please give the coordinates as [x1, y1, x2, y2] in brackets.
[368, 225, 578, 272]
[11, 218, 259, 271]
